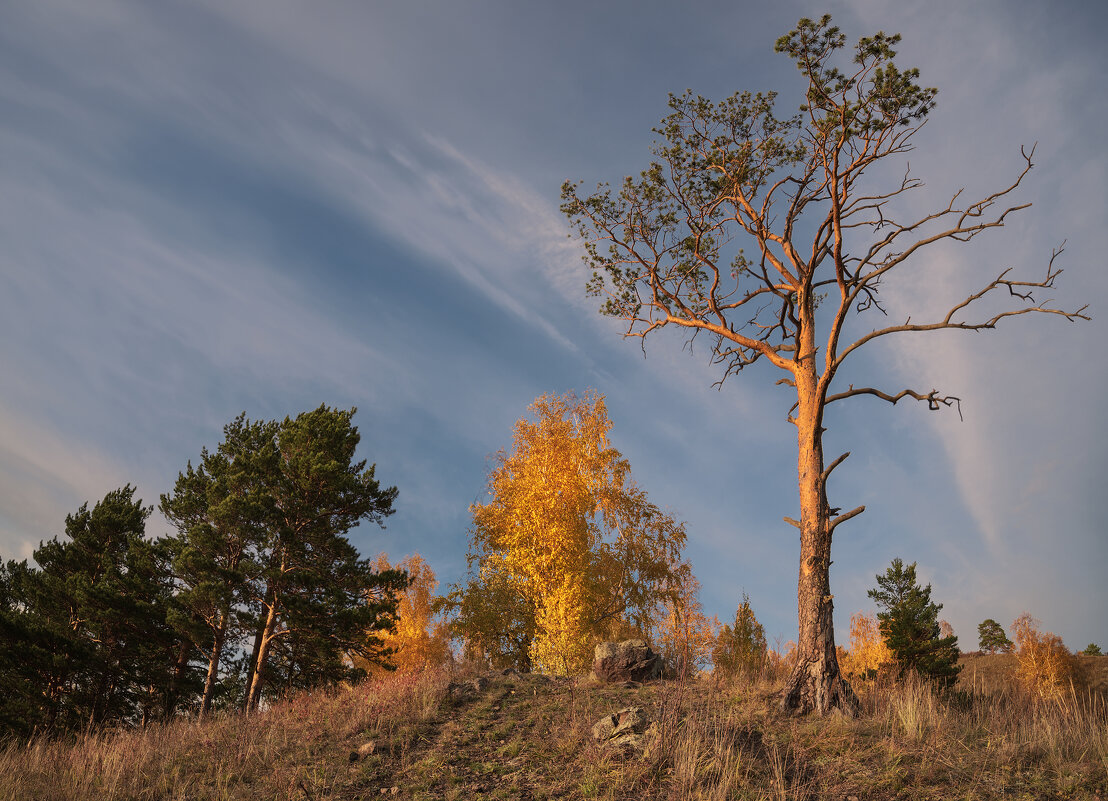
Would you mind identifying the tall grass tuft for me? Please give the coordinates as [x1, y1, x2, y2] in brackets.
[883, 671, 944, 742]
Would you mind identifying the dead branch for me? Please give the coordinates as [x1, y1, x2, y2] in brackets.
[825, 386, 963, 420]
[821, 452, 851, 483]
[830, 505, 865, 532]
[831, 243, 1088, 376]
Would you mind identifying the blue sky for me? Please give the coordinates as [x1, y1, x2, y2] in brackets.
[2, 0, 1105, 652]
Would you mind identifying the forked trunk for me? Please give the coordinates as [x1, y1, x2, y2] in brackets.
[245, 547, 286, 713]
[781, 330, 858, 716]
[242, 615, 265, 712]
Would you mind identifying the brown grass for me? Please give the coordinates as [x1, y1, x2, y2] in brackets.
[0, 669, 451, 801]
[2, 656, 1106, 800]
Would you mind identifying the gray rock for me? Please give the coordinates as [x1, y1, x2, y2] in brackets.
[591, 706, 658, 752]
[349, 740, 378, 761]
[592, 639, 663, 683]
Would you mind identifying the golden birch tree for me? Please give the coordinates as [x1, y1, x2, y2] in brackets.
[652, 564, 717, 680]
[1011, 613, 1074, 701]
[459, 391, 686, 675]
[362, 554, 450, 675]
[839, 611, 893, 681]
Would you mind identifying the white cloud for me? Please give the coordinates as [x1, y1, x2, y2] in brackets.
[0, 399, 134, 559]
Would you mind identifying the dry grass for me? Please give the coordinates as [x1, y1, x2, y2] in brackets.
[577, 657, 1108, 800]
[2, 656, 1106, 800]
[0, 669, 450, 801]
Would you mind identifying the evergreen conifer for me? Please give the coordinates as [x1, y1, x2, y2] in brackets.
[868, 558, 960, 686]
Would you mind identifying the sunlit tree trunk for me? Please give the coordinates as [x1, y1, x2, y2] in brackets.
[780, 305, 858, 715]
[245, 595, 278, 713]
[243, 607, 267, 712]
[199, 611, 228, 718]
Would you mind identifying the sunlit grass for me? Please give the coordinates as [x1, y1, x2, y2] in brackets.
[1, 657, 1105, 800]
[0, 668, 450, 801]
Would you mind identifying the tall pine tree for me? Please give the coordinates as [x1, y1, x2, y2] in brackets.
[161, 414, 279, 717]
[13, 487, 190, 729]
[242, 405, 401, 711]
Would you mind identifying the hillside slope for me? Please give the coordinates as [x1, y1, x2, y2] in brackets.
[3, 659, 1106, 800]
[957, 652, 1108, 697]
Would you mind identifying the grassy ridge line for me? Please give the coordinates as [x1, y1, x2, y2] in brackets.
[957, 652, 1108, 697]
[2, 656, 1107, 800]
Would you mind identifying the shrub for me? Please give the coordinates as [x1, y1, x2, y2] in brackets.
[712, 593, 766, 680]
[762, 640, 796, 682]
[1011, 613, 1074, 701]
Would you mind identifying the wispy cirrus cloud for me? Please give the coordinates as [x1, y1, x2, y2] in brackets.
[0, 0, 1103, 649]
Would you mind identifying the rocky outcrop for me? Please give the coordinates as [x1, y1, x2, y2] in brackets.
[591, 706, 658, 752]
[591, 640, 663, 683]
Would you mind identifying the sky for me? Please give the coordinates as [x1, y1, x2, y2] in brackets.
[1, 0, 1105, 653]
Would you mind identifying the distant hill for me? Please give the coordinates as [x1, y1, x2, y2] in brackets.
[957, 652, 1108, 696]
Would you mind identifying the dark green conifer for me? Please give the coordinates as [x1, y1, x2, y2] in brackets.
[977, 618, 1013, 653]
[868, 558, 960, 686]
[712, 593, 767, 680]
[161, 413, 279, 717]
[23, 487, 187, 727]
[238, 405, 401, 711]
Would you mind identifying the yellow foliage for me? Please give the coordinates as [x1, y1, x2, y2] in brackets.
[448, 555, 536, 670]
[840, 612, 894, 680]
[1011, 613, 1073, 701]
[367, 553, 451, 675]
[463, 391, 687, 675]
[529, 576, 593, 676]
[764, 641, 797, 679]
[652, 565, 717, 680]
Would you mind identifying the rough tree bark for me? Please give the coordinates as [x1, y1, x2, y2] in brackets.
[244, 580, 281, 713]
[781, 333, 858, 714]
[245, 604, 276, 712]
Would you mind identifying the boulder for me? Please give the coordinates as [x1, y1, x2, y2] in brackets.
[591, 706, 658, 752]
[592, 639, 663, 683]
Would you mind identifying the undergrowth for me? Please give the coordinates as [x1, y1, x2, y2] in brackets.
[1, 657, 1105, 800]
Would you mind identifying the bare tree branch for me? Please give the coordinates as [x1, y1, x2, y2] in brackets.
[825, 386, 963, 420]
[830, 505, 865, 533]
[821, 451, 851, 483]
[563, 14, 1089, 716]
